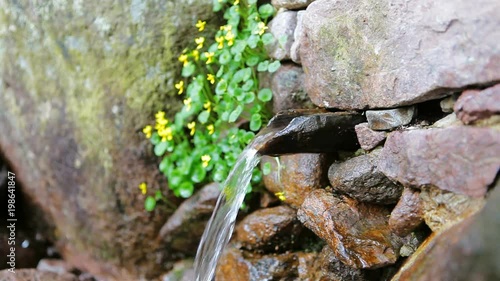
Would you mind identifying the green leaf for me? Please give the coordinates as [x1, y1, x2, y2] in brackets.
[258, 88, 273, 102]
[219, 50, 232, 65]
[213, 168, 227, 182]
[257, 60, 269, 72]
[154, 190, 163, 201]
[262, 162, 272, 175]
[247, 34, 259, 49]
[229, 105, 243, 122]
[250, 104, 262, 114]
[150, 132, 160, 145]
[258, 4, 275, 19]
[213, 0, 223, 12]
[232, 69, 246, 84]
[250, 113, 262, 131]
[231, 40, 247, 55]
[242, 131, 255, 143]
[181, 62, 195, 77]
[262, 33, 275, 45]
[168, 170, 183, 187]
[268, 60, 281, 73]
[234, 53, 242, 62]
[216, 65, 225, 78]
[246, 55, 260, 67]
[191, 165, 207, 183]
[248, 0, 257, 4]
[154, 141, 168, 156]
[242, 80, 254, 92]
[215, 79, 228, 95]
[178, 182, 194, 198]
[159, 157, 170, 173]
[221, 111, 229, 121]
[243, 91, 255, 104]
[144, 196, 156, 212]
[198, 110, 210, 124]
[242, 68, 252, 81]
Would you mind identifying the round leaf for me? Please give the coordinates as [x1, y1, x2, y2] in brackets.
[262, 33, 275, 45]
[198, 110, 210, 124]
[229, 105, 243, 122]
[258, 88, 273, 102]
[258, 4, 275, 19]
[181, 62, 195, 77]
[257, 60, 269, 72]
[154, 141, 168, 156]
[178, 182, 194, 198]
[268, 60, 281, 73]
[144, 196, 156, 212]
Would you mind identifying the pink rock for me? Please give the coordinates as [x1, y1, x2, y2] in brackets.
[389, 188, 424, 237]
[454, 84, 500, 124]
[355, 123, 386, 150]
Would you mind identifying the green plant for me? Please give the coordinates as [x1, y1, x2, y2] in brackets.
[140, 0, 279, 210]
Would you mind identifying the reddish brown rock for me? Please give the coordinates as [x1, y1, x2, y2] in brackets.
[157, 183, 220, 255]
[216, 246, 303, 281]
[297, 189, 401, 269]
[262, 153, 330, 208]
[420, 186, 485, 232]
[310, 246, 375, 280]
[355, 123, 386, 151]
[266, 11, 297, 61]
[0, 269, 77, 281]
[379, 127, 500, 198]
[268, 63, 313, 114]
[389, 188, 424, 237]
[454, 84, 500, 124]
[328, 151, 403, 205]
[392, 184, 500, 281]
[300, 0, 500, 109]
[235, 205, 302, 251]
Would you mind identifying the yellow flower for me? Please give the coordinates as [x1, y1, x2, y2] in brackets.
[158, 126, 173, 142]
[175, 80, 184, 95]
[178, 54, 188, 66]
[155, 111, 165, 120]
[187, 121, 196, 136]
[195, 20, 206, 32]
[220, 25, 232, 32]
[275, 191, 286, 201]
[233, 0, 239, 5]
[256, 22, 268, 36]
[183, 97, 192, 111]
[139, 182, 147, 195]
[192, 50, 199, 61]
[216, 36, 225, 49]
[207, 124, 214, 135]
[204, 52, 215, 64]
[207, 74, 215, 85]
[225, 31, 235, 46]
[201, 154, 211, 167]
[203, 100, 212, 112]
[195, 37, 205, 50]
[142, 125, 152, 138]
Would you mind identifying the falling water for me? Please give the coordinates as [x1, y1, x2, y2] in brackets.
[193, 131, 277, 281]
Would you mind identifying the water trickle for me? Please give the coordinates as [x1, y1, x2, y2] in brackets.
[193, 132, 276, 281]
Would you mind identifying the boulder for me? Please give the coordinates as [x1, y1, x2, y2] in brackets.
[0, 0, 215, 279]
[297, 189, 401, 269]
[266, 11, 297, 61]
[379, 127, 500, 198]
[299, 0, 500, 109]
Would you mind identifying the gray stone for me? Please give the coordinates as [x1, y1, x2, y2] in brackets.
[271, 0, 316, 10]
[268, 63, 313, 114]
[37, 259, 75, 275]
[440, 94, 459, 113]
[355, 122, 387, 150]
[157, 183, 220, 254]
[309, 246, 374, 281]
[389, 188, 424, 237]
[290, 11, 306, 64]
[454, 84, 500, 124]
[328, 151, 403, 204]
[299, 0, 500, 109]
[366, 106, 415, 131]
[431, 113, 462, 128]
[297, 189, 401, 269]
[266, 11, 297, 61]
[379, 127, 500, 198]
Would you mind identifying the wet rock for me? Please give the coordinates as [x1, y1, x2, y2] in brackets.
[266, 11, 297, 61]
[300, 0, 500, 109]
[296, 252, 316, 280]
[355, 123, 387, 151]
[37, 259, 75, 275]
[366, 107, 415, 131]
[261, 153, 330, 208]
[257, 110, 365, 155]
[268, 63, 312, 114]
[389, 188, 424, 237]
[398, 231, 428, 258]
[392, 184, 500, 281]
[259, 190, 280, 208]
[0, 269, 77, 281]
[420, 186, 485, 232]
[454, 84, 500, 124]
[328, 151, 403, 205]
[297, 189, 401, 269]
[160, 259, 194, 281]
[290, 11, 306, 64]
[157, 183, 220, 255]
[310, 246, 374, 281]
[271, 0, 315, 10]
[440, 94, 459, 113]
[379, 127, 500, 198]
[216, 246, 303, 281]
[236, 205, 302, 251]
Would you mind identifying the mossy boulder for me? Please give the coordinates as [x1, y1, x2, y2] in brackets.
[0, 0, 215, 279]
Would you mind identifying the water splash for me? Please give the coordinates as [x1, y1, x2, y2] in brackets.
[193, 133, 275, 281]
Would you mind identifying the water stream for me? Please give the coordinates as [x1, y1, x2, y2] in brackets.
[193, 131, 277, 281]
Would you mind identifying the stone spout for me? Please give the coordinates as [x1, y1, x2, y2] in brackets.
[256, 109, 366, 156]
